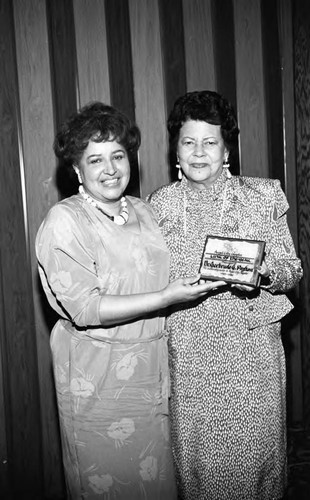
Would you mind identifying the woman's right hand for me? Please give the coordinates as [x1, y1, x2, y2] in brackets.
[163, 274, 226, 306]
[97, 275, 226, 326]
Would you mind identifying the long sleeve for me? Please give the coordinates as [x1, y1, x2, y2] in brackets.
[36, 202, 104, 327]
[263, 180, 303, 293]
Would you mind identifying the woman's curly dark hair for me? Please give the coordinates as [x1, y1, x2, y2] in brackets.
[54, 101, 141, 165]
[167, 90, 239, 154]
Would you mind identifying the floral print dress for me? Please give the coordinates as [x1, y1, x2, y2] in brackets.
[36, 194, 177, 500]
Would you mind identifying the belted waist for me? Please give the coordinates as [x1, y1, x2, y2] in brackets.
[61, 319, 168, 344]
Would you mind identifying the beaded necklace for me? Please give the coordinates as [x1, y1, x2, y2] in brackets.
[182, 170, 230, 236]
[79, 185, 129, 225]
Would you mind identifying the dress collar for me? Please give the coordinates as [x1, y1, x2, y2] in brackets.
[180, 170, 230, 200]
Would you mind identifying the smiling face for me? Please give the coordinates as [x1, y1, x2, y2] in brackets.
[177, 120, 228, 190]
[75, 138, 130, 205]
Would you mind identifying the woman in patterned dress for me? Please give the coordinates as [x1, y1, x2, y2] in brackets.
[148, 90, 303, 500]
[35, 102, 222, 500]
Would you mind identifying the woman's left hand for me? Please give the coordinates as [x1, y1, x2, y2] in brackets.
[256, 260, 270, 278]
[230, 260, 270, 293]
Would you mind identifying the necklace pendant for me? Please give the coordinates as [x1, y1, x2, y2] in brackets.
[79, 185, 129, 225]
[114, 215, 126, 225]
[114, 196, 129, 224]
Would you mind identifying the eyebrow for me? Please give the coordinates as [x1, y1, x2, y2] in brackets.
[181, 135, 218, 140]
[86, 149, 125, 160]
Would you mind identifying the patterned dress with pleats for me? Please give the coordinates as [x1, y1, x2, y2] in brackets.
[148, 172, 302, 500]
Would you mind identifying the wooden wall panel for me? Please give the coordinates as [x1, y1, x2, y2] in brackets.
[233, 0, 269, 177]
[278, 0, 303, 426]
[0, 260, 10, 498]
[105, 0, 140, 197]
[73, 0, 110, 107]
[278, 0, 299, 247]
[212, 0, 240, 175]
[105, 0, 135, 120]
[294, 0, 310, 428]
[261, 0, 285, 186]
[159, 0, 187, 181]
[212, 0, 237, 111]
[0, 0, 44, 497]
[129, 0, 168, 197]
[159, 0, 187, 114]
[47, 0, 79, 201]
[13, 0, 64, 498]
[182, 0, 216, 92]
[0, 0, 308, 497]
[46, 0, 77, 132]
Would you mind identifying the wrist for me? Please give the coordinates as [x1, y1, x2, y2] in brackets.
[260, 267, 278, 289]
[160, 285, 172, 308]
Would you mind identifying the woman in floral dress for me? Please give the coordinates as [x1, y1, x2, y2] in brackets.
[148, 90, 303, 500]
[36, 101, 221, 500]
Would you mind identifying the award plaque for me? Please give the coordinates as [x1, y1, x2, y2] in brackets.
[200, 235, 265, 287]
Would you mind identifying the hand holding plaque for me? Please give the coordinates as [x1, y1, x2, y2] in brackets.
[200, 236, 266, 287]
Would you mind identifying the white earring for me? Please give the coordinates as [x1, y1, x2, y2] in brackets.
[176, 159, 183, 180]
[223, 157, 232, 179]
[74, 167, 83, 184]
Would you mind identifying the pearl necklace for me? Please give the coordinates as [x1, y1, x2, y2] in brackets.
[79, 185, 129, 225]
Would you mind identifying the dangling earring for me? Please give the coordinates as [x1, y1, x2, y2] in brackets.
[74, 166, 83, 185]
[223, 156, 232, 179]
[176, 157, 183, 180]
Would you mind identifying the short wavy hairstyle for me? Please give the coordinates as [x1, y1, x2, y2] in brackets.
[54, 101, 141, 165]
[167, 90, 239, 154]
